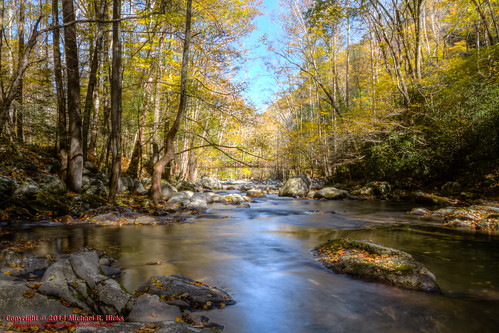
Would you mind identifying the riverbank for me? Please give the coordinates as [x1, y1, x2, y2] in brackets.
[1, 142, 498, 234]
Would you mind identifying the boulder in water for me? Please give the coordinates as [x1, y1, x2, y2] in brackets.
[313, 239, 440, 293]
[279, 174, 311, 198]
[136, 273, 235, 310]
[246, 189, 266, 198]
[314, 187, 350, 200]
[199, 176, 221, 190]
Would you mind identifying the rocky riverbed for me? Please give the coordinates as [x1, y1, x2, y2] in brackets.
[0, 246, 233, 332]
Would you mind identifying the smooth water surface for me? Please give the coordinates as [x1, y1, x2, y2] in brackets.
[3, 195, 499, 332]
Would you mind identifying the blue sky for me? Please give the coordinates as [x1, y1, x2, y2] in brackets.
[238, 0, 283, 113]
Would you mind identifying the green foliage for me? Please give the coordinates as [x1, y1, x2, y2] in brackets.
[356, 45, 499, 185]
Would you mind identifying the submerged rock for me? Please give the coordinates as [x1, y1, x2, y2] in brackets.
[279, 173, 311, 198]
[313, 239, 440, 293]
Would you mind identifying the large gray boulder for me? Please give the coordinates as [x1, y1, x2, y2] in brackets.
[161, 182, 178, 200]
[351, 181, 392, 199]
[0, 279, 75, 324]
[314, 187, 350, 200]
[13, 178, 39, 197]
[38, 258, 93, 312]
[199, 177, 221, 190]
[176, 180, 197, 192]
[40, 174, 66, 194]
[134, 179, 148, 195]
[186, 200, 208, 212]
[85, 179, 107, 196]
[278, 173, 311, 197]
[38, 250, 132, 315]
[127, 294, 181, 322]
[313, 239, 440, 293]
[136, 274, 236, 310]
[168, 192, 190, 205]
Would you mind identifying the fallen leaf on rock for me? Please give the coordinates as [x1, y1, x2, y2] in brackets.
[134, 324, 159, 333]
[73, 308, 88, 315]
[23, 290, 35, 298]
[29, 283, 42, 290]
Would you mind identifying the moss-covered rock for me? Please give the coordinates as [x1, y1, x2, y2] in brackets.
[312, 239, 440, 293]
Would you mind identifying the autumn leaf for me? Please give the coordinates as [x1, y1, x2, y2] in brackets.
[134, 324, 159, 333]
[29, 283, 42, 290]
[23, 290, 35, 298]
[73, 308, 88, 315]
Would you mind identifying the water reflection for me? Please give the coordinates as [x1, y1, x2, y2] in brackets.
[2, 196, 499, 332]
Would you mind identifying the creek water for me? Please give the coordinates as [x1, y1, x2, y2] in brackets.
[3, 194, 499, 332]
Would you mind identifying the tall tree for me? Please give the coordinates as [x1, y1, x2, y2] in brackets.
[62, 0, 83, 192]
[15, 0, 25, 143]
[52, 0, 67, 162]
[108, 0, 122, 201]
[0, 14, 41, 137]
[150, 0, 193, 203]
[82, 0, 106, 160]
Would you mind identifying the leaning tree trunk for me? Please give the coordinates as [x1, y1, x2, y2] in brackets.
[108, 0, 123, 201]
[62, 0, 83, 192]
[150, 0, 193, 203]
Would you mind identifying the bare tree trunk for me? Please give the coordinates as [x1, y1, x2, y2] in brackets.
[15, 0, 25, 143]
[62, 0, 83, 192]
[82, 0, 105, 160]
[0, 16, 41, 137]
[52, 0, 67, 172]
[108, 0, 122, 201]
[88, 76, 100, 154]
[126, 78, 151, 178]
[150, 0, 193, 203]
[471, 0, 495, 46]
[345, 1, 350, 108]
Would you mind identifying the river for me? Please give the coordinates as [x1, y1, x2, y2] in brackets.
[4, 194, 499, 332]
